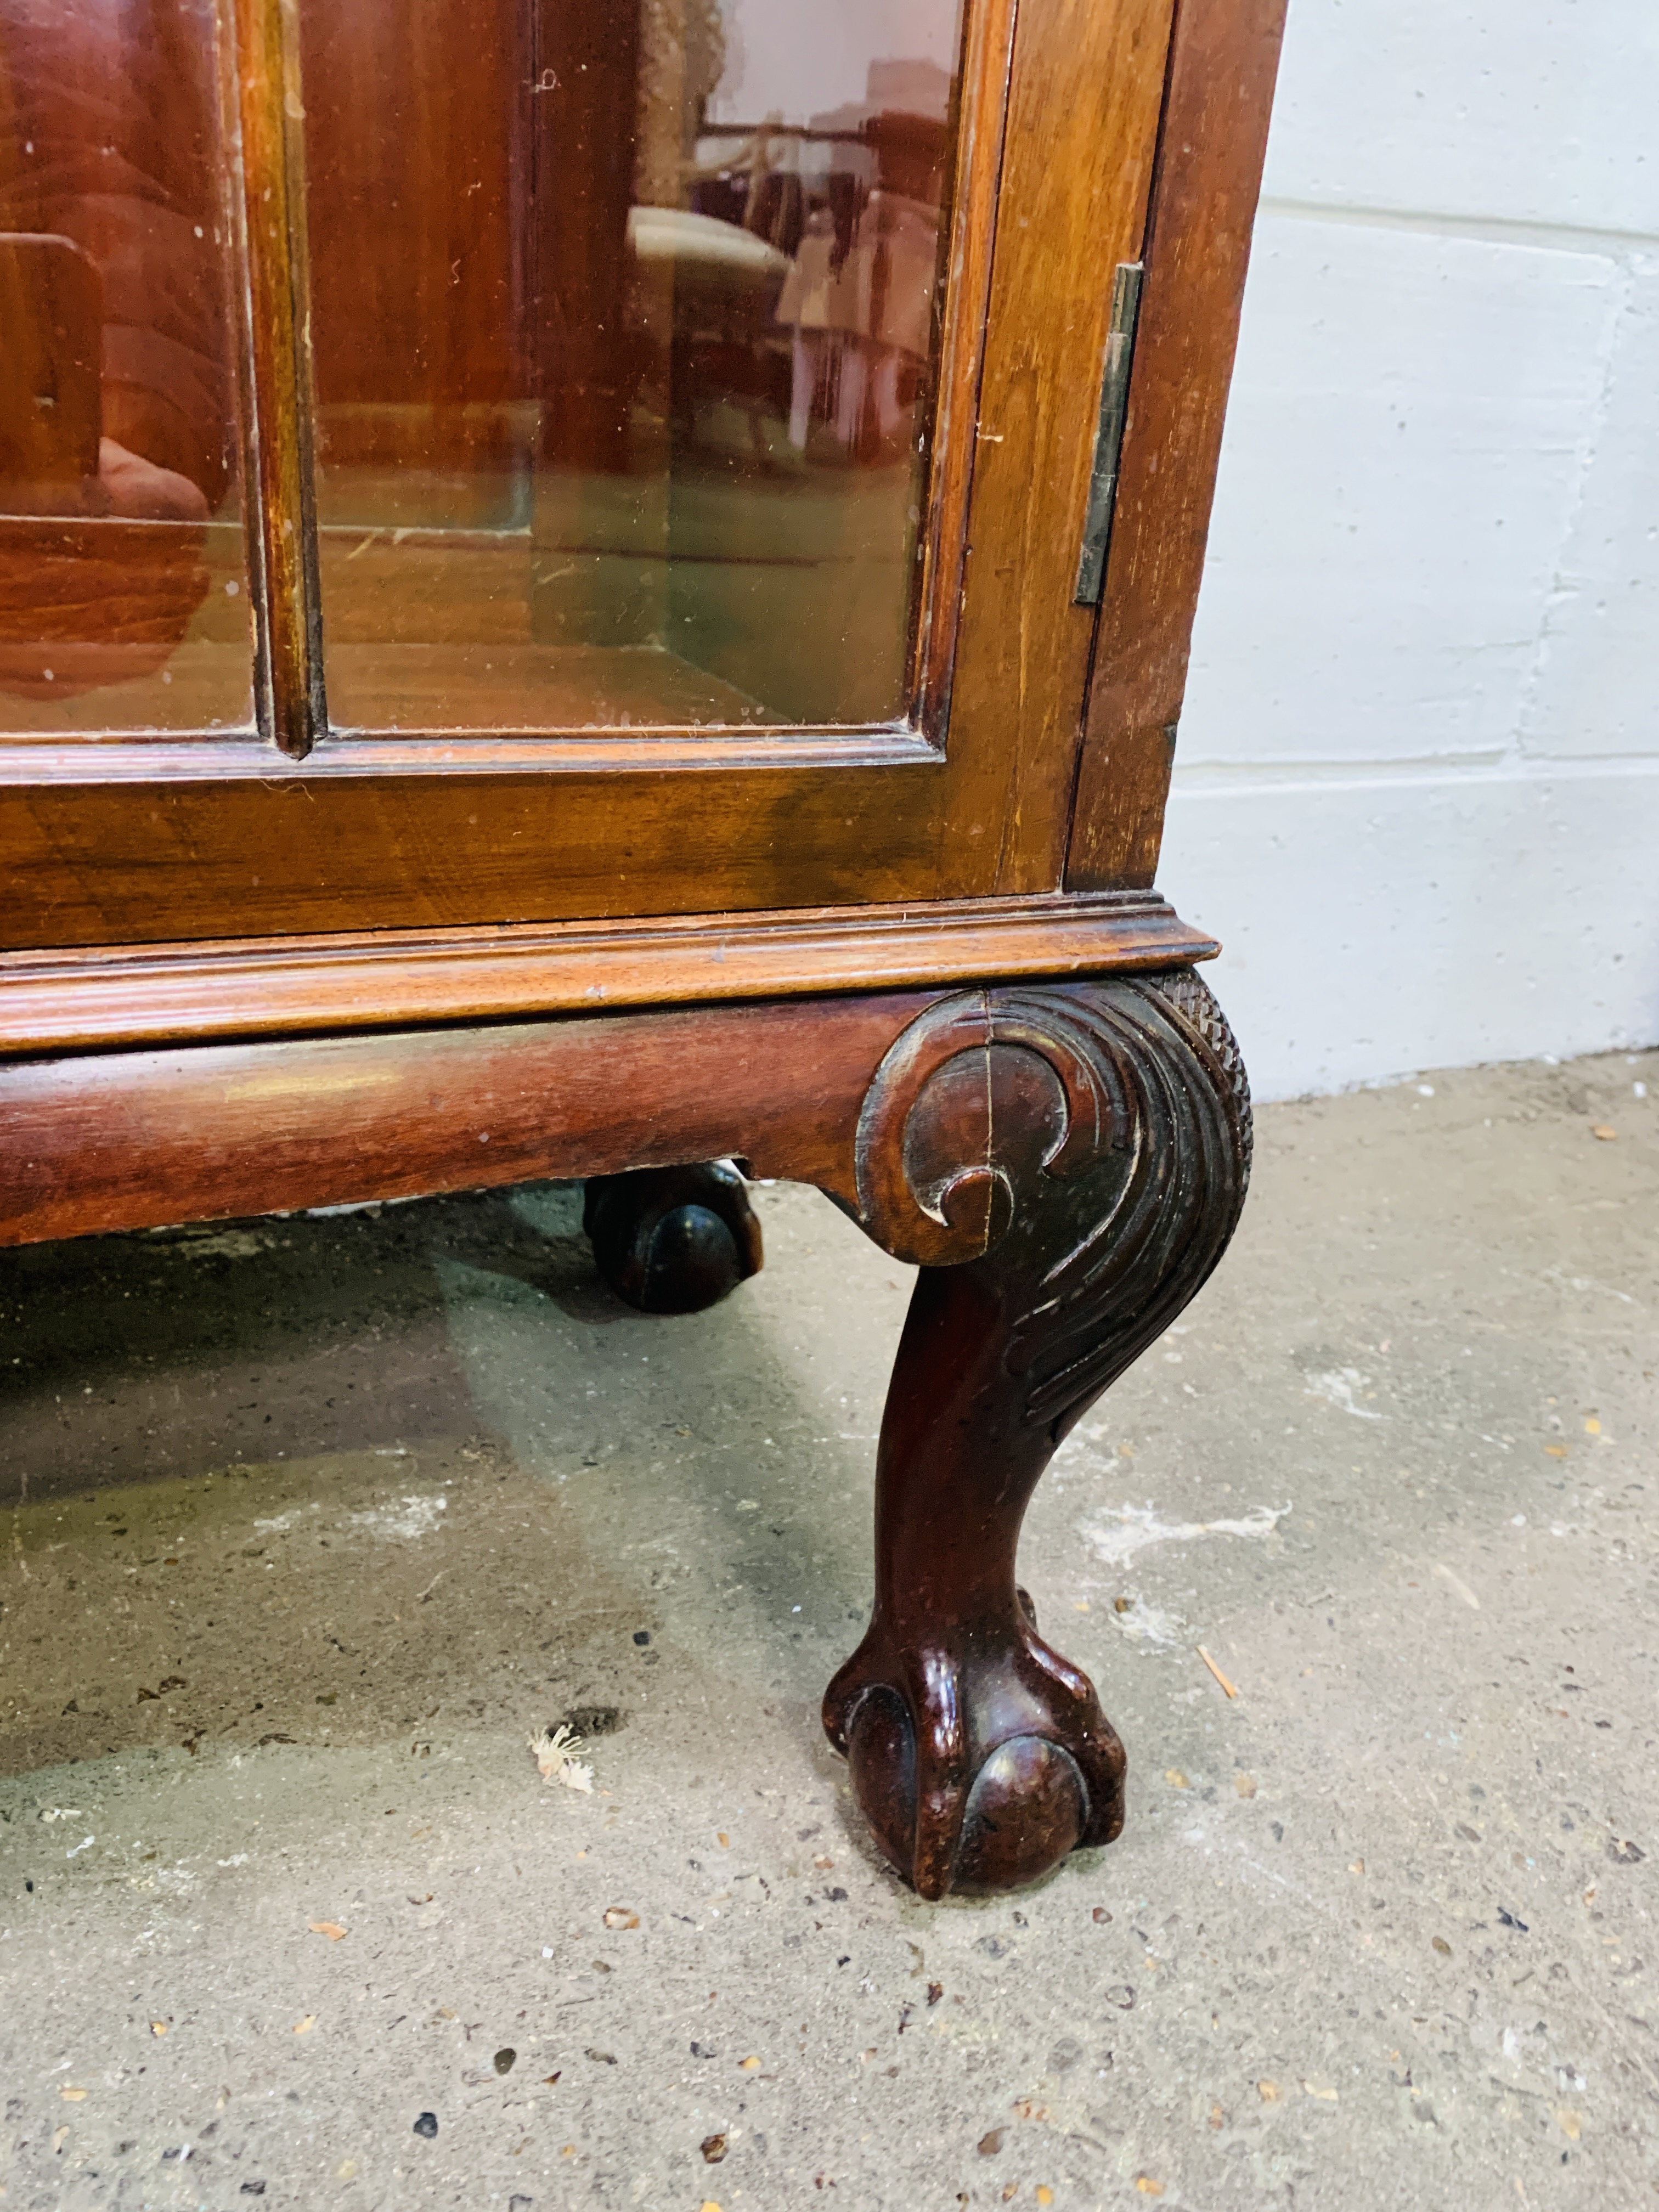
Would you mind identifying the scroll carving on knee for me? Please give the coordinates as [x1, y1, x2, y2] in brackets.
[822, 970, 1252, 1898]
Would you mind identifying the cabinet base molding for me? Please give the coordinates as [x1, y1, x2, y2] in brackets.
[0, 965, 1250, 1895]
[0, 890, 1214, 1056]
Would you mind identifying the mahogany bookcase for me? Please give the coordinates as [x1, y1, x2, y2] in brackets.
[0, 0, 1284, 1896]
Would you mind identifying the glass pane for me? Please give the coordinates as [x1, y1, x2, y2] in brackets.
[0, 0, 254, 733]
[299, 0, 963, 732]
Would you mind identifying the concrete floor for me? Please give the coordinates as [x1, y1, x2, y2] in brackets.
[2, 1045, 1656, 2211]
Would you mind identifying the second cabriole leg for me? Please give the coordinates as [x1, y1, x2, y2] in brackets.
[823, 972, 1251, 1899]
[584, 1160, 763, 1314]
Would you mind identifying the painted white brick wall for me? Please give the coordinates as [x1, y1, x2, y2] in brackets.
[1156, 0, 1659, 1098]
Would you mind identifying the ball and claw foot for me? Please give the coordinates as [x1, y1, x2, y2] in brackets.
[824, 1588, 1127, 1899]
[584, 1160, 763, 1315]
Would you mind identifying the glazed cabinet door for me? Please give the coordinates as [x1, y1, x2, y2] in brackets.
[1, 0, 1177, 949]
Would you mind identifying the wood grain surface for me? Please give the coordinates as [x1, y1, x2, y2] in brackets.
[1066, 0, 1289, 889]
[940, 0, 1175, 893]
[0, 744, 941, 949]
[0, 990, 934, 1246]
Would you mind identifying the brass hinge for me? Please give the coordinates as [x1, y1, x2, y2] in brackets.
[1073, 260, 1144, 607]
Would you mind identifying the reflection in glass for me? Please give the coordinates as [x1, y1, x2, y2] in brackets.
[300, 0, 963, 731]
[0, 0, 252, 732]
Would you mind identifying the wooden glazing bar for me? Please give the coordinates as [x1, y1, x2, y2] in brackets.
[910, 0, 1021, 736]
[228, 0, 325, 757]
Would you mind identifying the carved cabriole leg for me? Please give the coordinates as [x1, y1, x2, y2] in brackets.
[822, 972, 1251, 1900]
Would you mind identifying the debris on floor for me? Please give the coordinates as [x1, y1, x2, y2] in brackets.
[531, 1722, 594, 1792]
